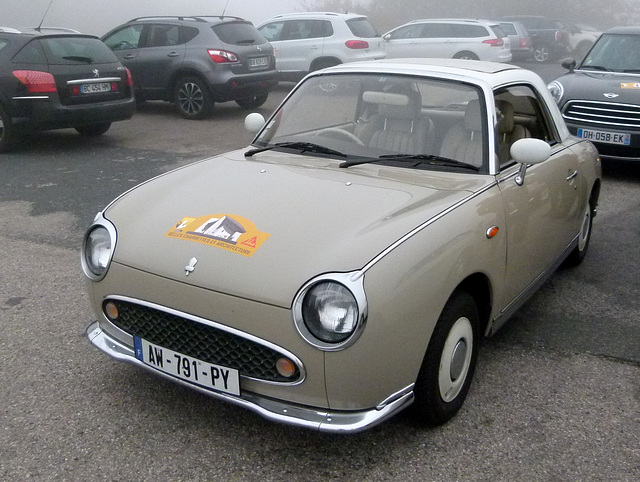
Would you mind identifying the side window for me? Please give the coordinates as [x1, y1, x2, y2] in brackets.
[258, 22, 284, 42]
[103, 25, 143, 50]
[147, 24, 181, 47]
[12, 40, 47, 64]
[389, 24, 423, 40]
[423, 23, 454, 39]
[281, 21, 319, 41]
[494, 85, 557, 167]
[0, 39, 9, 53]
[452, 25, 489, 38]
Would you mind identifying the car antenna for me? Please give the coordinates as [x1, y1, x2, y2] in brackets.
[221, 0, 230, 17]
[36, 0, 55, 31]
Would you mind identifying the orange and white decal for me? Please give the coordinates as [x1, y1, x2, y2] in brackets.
[621, 82, 640, 89]
[166, 214, 270, 257]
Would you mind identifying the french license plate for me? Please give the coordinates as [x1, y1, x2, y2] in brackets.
[134, 336, 240, 396]
[577, 128, 631, 145]
[249, 56, 269, 68]
[80, 82, 111, 94]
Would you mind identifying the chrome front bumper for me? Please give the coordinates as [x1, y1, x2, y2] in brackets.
[87, 321, 414, 433]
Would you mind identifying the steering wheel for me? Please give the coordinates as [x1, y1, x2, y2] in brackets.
[315, 128, 365, 145]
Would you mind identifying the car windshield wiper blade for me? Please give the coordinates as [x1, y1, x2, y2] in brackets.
[340, 153, 480, 171]
[62, 55, 93, 63]
[580, 65, 612, 72]
[245, 142, 347, 158]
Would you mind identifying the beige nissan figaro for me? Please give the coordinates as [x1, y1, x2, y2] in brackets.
[83, 59, 601, 433]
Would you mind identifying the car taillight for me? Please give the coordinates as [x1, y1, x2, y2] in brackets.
[555, 31, 568, 42]
[483, 38, 504, 47]
[207, 49, 239, 63]
[345, 40, 369, 49]
[520, 39, 530, 48]
[125, 67, 133, 87]
[13, 70, 57, 93]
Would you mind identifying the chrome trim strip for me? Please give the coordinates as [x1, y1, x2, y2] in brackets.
[361, 182, 498, 273]
[102, 295, 307, 386]
[575, 68, 640, 78]
[87, 321, 414, 433]
[81, 213, 117, 281]
[12, 96, 50, 100]
[67, 77, 121, 85]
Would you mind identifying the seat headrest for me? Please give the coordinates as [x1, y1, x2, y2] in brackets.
[463, 99, 484, 132]
[495, 100, 515, 134]
[363, 88, 422, 120]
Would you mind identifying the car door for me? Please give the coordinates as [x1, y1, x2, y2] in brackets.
[102, 24, 143, 75]
[278, 20, 327, 72]
[418, 23, 458, 58]
[258, 21, 286, 70]
[383, 24, 426, 58]
[133, 23, 186, 98]
[495, 85, 582, 308]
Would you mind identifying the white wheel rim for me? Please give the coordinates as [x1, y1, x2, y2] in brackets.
[438, 317, 473, 403]
[578, 204, 591, 251]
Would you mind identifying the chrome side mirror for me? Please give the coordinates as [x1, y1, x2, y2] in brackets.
[511, 138, 552, 186]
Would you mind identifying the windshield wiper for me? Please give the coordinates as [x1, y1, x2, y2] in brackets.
[245, 142, 347, 158]
[62, 55, 93, 63]
[340, 153, 480, 171]
[580, 65, 612, 72]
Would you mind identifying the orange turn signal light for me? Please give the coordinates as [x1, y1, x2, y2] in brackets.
[104, 301, 119, 320]
[486, 226, 499, 239]
[276, 358, 296, 378]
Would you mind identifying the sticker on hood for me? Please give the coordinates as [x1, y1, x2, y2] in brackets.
[621, 82, 640, 89]
[166, 214, 270, 257]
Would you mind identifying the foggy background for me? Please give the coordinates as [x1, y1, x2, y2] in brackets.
[2, 0, 639, 37]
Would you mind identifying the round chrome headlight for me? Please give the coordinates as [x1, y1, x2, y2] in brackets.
[547, 80, 564, 104]
[293, 272, 367, 351]
[302, 282, 358, 343]
[82, 217, 116, 280]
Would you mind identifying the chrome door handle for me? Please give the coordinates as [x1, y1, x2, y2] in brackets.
[566, 170, 578, 181]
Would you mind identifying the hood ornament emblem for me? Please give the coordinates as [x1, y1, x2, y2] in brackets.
[184, 257, 198, 276]
[603, 93, 619, 98]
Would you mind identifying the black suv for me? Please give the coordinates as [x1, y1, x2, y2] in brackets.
[0, 27, 135, 153]
[102, 16, 278, 119]
[500, 15, 570, 63]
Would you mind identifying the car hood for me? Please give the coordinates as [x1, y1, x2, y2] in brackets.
[104, 149, 489, 307]
[559, 70, 640, 104]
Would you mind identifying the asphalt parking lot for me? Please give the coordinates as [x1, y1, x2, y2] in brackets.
[1, 63, 639, 480]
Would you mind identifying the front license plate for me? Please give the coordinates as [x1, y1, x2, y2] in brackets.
[249, 56, 269, 68]
[577, 128, 631, 145]
[80, 82, 111, 94]
[134, 337, 240, 396]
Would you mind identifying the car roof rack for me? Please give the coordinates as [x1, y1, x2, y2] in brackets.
[32, 27, 81, 33]
[0, 27, 22, 33]
[129, 15, 244, 23]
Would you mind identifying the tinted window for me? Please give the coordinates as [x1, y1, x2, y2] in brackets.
[40, 36, 118, 64]
[423, 24, 454, 38]
[147, 24, 181, 47]
[182, 26, 199, 43]
[12, 40, 47, 64]
[490, 26, 506, 38]
[0, 38, 8, 52]
[452, 25, 490, 38]
[388, 25, 422, 40]
[346, 18, 379, 37]
[499, 23, 517, 35]
[259, 22, 284, 42]
[103, 25, 143, 50]
[280, 20, 332, 40]
[212, 22, 266, 45]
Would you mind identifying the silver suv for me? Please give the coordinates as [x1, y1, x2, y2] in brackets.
[102, 16, 278, 119]
[257, 12, 386, 82]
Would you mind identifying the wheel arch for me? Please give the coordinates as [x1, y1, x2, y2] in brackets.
[309, 56, 342, 72]
[455, 273, 493, 336]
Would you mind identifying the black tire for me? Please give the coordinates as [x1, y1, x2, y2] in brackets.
[235, 94, 268, 109]
[413, 290, 480, 426]
[453, 51, 479, 60]
[564, 197, 594, 266]
[174, 76, 213, 120]
[75, 122, 111, 137]
[0, 103, 15, 153]
[310, 58, 341, 72]
[532, 44, 551, 63]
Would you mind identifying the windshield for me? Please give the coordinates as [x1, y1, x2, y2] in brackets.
[252, 73, 487, 173]
[580, 33, 640, 72]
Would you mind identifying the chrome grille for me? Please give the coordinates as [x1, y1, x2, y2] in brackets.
[106, 299, 301, 383]
[562, 100, 640, 129]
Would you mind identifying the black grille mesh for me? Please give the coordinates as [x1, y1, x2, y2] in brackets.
[106, 299, 300, 382]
